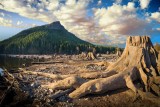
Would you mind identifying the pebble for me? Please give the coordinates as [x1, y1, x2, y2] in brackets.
[86, 64, 106, 71]
[84, 98, 89, 100]
[49, 89, 53, 93]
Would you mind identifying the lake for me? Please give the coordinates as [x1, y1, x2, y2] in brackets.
[0, 55, 33, 71]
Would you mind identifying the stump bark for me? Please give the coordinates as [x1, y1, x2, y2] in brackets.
[107, 36, 160, 92]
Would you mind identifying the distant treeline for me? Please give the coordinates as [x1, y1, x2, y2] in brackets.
[0, 41, 117, 55]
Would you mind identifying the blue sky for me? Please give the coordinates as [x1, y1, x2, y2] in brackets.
[0, 0, 160, 46]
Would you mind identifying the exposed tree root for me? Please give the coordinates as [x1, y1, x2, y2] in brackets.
[69, 67, 139, 98]
[41, 76, 87, 90]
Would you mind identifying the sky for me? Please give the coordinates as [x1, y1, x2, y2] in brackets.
[0, 0, 160, 47]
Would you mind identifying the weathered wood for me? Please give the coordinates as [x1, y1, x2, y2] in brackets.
[69, 67, 139, 98]
[0, 70, 16, 106]
[19, 68, 68, 79]
[41, 76, 87, 90]
[50, 88, 74, 99]
[20, 68, 116, 80]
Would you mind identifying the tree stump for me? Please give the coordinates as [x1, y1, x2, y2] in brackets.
[68, 36, 160, 98]
[86, 52, 97, 60]
[116, 48, 122, 57]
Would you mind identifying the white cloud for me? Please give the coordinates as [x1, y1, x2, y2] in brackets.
[139, 0, 151, 9]
[115, 0, 122, 4]
[157, 28, 160, 31]
[93, 2, 150, 44]
[0, 0, 57, 23]
[46, 0, 59, 11]
[0, 12, 5, 17]
[53, 0, 100, 43]
[0, 17, 12, 27]
[150, 12, 160, 23]
[14, 23, 37, 28]
[0, 11, 36, 28]
[17, 21, 23, 25]
[97, 0, 102, 6]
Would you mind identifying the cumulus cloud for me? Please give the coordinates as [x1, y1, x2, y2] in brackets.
[157, 28, 160, 31]
[0, 12, 5, 17]
[0, 12, 36, 28]
[139, 0, 151, 9]
[115, 0, 122, 4]
[14, 23, 37, 28]
[53, 0, 100, 43]
[0, 0, 58, 22]
[0, 17, 12, 27]
[97, 0, 102, 6]
[150, 12, 160, 23]
[14, 20, 37, 28]
[0, 0, 159, 45]
[93, 2, 152, 44]
[17, 21, 23, 25]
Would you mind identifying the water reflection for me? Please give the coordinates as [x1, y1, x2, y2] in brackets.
[0, 55, 32, 71]
[0, 68, 4, 76]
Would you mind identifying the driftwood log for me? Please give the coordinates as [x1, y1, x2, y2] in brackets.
[21, 36, 160, 100]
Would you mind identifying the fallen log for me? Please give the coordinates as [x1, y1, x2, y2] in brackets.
[19, 68, 117, 80]
[19, 68, 68, 79]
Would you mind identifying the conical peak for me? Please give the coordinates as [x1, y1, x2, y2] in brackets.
[127, 36, 152, 47]
[47, 21, 65, 30]
[50, 21, 61, 25]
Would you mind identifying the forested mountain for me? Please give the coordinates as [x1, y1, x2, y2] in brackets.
[0, 21, 116, 54]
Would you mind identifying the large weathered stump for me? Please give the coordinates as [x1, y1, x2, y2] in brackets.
[107, 36, 158, 73]
[68, 36, 160, 98]
[107, 36, 159, 92]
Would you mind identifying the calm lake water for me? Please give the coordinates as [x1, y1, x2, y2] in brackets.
[0, 55, 33, 71]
